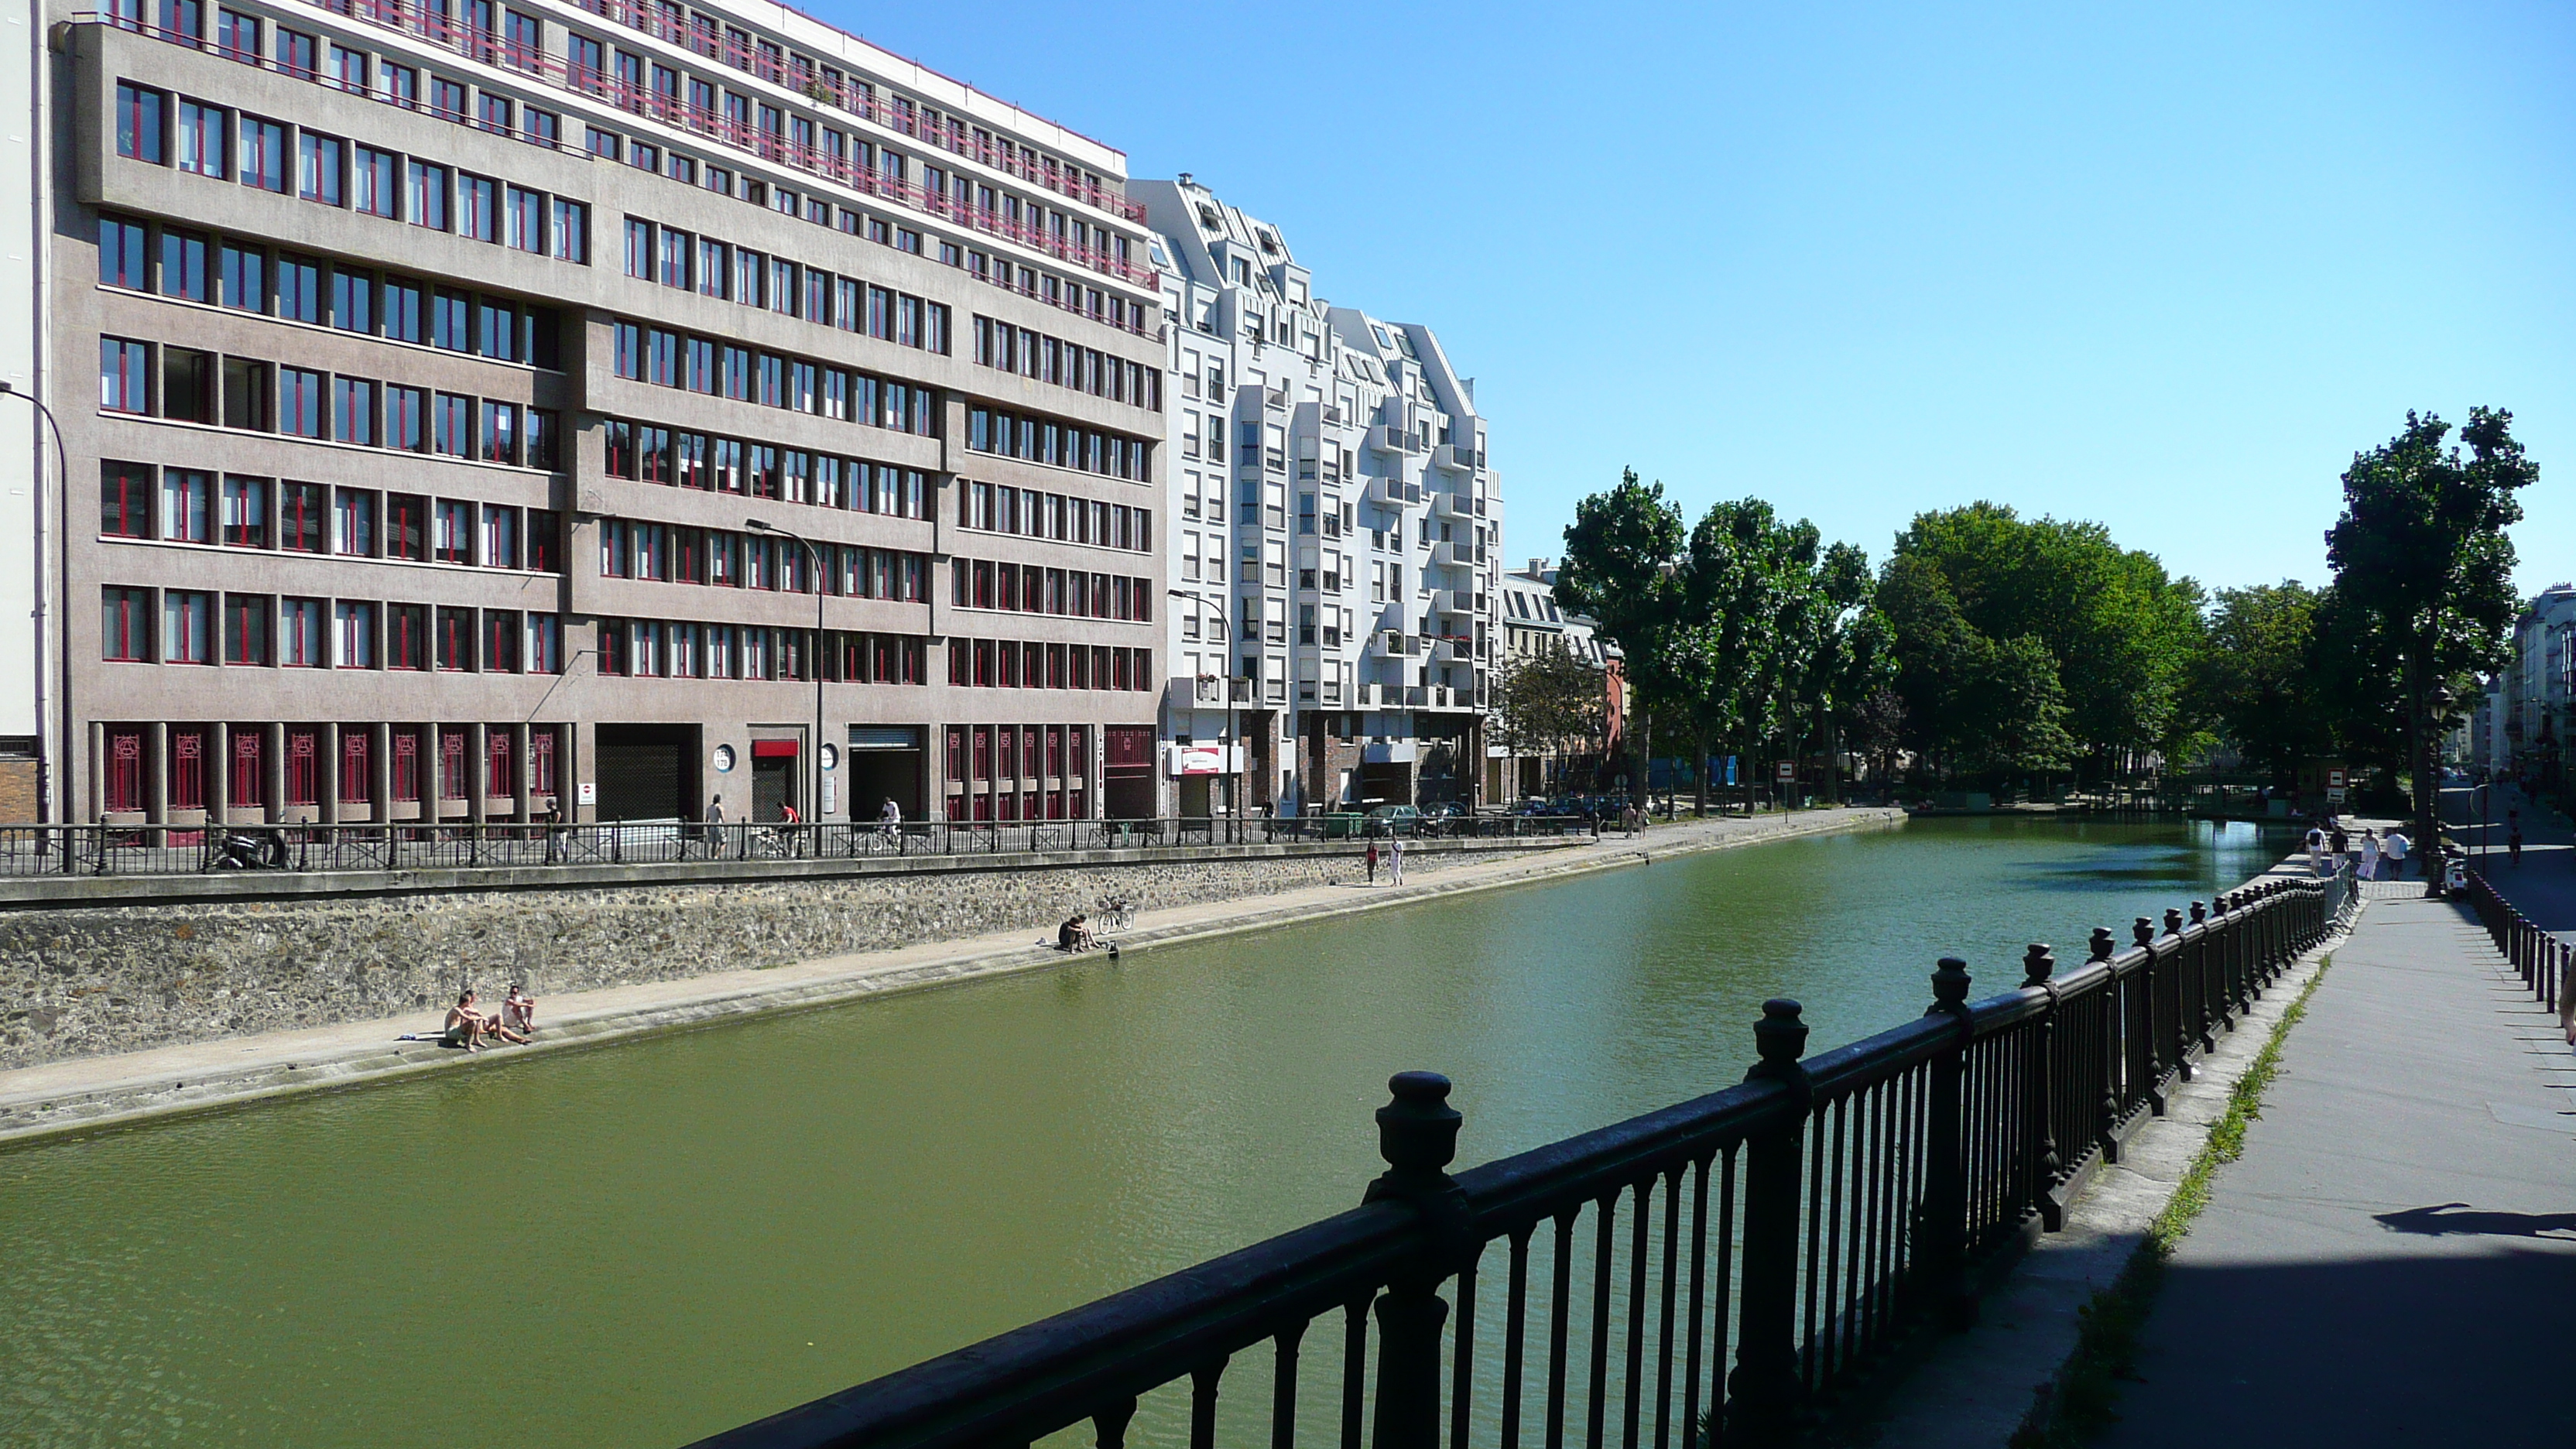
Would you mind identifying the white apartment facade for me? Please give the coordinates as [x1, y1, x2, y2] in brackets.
[1495, 559, 1618, 800]
[1139, 176, 1499, 816]
[2481, 582, 2576, 786]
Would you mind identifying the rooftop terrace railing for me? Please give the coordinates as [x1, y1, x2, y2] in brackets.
[0, 814, 1588, 880]
[682, 868, 2354, 1449]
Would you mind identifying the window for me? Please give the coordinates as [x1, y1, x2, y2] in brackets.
[334, 488, 375, 555]
[386, 493, 427, 560]
[433, 393, 471, 456]
[434, 500, 472, 561]
[437, 606, 474, 670]
[407, 160, 449, 231]
[163, 590, 213, 663]
[550, 198, 587, 262]
[483, 609, 519, 670]
[432, 288, 468, 351]
[457, 173, 498, 242]
[100, 337, 149, 413]
[505, 184, 543, 251]
[353, 146, 396, 218]
[483, 505, 519, 568]
[281, 597, 324, 666]
[220, 474, 268, 547]
[238, 115, 286, 192]
[115, 81, 166, 163]
[527, 613, 562, 672]
[219, 241, 262, 310]
[219, 358, 269, 429]
[102, 587, 152, 661]
[158, 227, 209, 302]
[334, 601, 375, 667]
[527, 511, 561, 572]
[296, 132, 343, 205]
[331, 267, 374, 333]
[176, 100, 226, 177]
[280, 481, 325, 553]
[101, 461, 152, 538]
[387, 603, 427, 670]
[383, 277, 426, 343]
[387, 385, 427, 451]
[527, 409, 559, 469]
[275, 254, 323, 322]
[224, 594, 270, 664]
[161, 469, 211, 543]
[332, 377, 375, 444]
[277, 368, 324, 437]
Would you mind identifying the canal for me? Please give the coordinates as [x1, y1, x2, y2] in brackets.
[0, 816, 2290, 1447]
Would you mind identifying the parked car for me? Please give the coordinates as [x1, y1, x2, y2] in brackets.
[1365, 804, 1423, 837]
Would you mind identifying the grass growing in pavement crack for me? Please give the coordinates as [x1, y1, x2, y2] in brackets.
[2008, 953, 2334, 1448]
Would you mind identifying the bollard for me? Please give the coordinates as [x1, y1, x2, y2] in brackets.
[1726, 999, 1812, 1446]
[1365, 1071, 1467, 1449]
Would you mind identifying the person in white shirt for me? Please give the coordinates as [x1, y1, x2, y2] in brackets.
[2305, 825, 2327, 876]
[2359, 829, 2382, 881]
[2382, 828, 2411, 878]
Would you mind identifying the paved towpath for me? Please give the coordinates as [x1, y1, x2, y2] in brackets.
[2451, 779, 2576, 933]
[2097, 886, 2576, 1447]
[0, 807, 1899, 1144]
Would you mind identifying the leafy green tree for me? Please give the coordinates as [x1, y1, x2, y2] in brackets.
[1557, 469, 1690, 791]
[2319, 407, 2536, 852]
[2196, 582, 2324, 787]
[1885, 504, 2204, 785]
[1676, 498, 1810, 814]
[1490, 644, 1611, 791]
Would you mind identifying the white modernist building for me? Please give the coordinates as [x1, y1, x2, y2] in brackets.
[2478, 582, 2576, 785]
[1139, 176, 1500, 815]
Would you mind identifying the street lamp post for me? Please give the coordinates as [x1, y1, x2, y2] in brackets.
[1, 381, 71, 831]
[747, 519, 826, 828]
[1168, 589, 1241, 836]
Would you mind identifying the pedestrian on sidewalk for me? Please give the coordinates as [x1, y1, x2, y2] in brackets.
[1365, 839, 1379, 886]
[2384, 827, 2411, 879]
[1389, 833, 1406, 886]
[2359, 828, 2382, 881]
[2305, 823, 2327, 876]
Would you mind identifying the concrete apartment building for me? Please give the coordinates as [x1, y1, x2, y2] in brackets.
[40, 0, 1168, 827]
[1138, 176, 1500, 815]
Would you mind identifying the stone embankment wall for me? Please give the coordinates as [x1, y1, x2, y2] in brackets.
[1, 844, 1508, 1070]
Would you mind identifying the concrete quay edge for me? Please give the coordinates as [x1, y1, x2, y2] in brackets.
[0, 807, 1904, 1149]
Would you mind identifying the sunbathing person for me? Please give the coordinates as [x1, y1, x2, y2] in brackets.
[502, 984, 537, 1036]
[443, 992, 491, 1052]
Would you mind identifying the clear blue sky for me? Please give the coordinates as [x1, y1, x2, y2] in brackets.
[813, 0, 2574, 598]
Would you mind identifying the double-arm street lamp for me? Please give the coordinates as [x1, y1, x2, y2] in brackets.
[1168, 589, 1242, 831]
[748, 518, 826, 827]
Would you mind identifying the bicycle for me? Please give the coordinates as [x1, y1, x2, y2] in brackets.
[748, 827, 791, 860]
[1095, 895, 1136, 933]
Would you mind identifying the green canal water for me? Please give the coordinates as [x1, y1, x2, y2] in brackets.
[0, 817, 2291, 1448]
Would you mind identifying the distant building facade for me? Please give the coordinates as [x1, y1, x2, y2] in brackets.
[2480, 582, 2576, 787]
[1494, 559, 1619, 800]
[1139, 176, 1499, 814]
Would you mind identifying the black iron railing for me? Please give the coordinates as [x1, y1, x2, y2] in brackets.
[2461, 867, 2569, 1019]
[687, 868, 2353, 1449]
[0, 815, 1593, 880]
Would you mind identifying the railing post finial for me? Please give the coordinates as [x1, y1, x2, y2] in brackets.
[2163, 907, 2184, 937]
[2189, 900, 2208, 927]
[1365, 1072, 1465, 1449]
[1929, 957, 1972, 1015]
[2133, 916, 2156, 948]
[2089, 927, 2116, 962]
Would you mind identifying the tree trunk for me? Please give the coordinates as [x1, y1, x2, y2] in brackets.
[1693, 720, 1710, 818]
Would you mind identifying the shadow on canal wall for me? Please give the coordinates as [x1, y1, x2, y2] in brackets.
[0, 839, 1548, 1071]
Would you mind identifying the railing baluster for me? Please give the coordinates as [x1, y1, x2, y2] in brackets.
[1622, 1178, 1649, 1449]
[1546, 1210, 1575, 1449]
[1586, 1194, 1615, 1449]
[1190, 1361, 1225, 1449]
[1273, 1322, 1306, 1449]
[1094, 1394, 1138, 1449]
[1679, 1158, 1710, 1449]
[1342, 1298, 1369, 1449]
[1653, 1168, 1680, 1449]
[1502, 1228, 1532, 1449]
[1725, 1000, 1809, 1447]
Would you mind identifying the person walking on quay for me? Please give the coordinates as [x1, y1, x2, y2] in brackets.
[1365, 839, 1379, 886]
[2507, 807, 2523, 867]
[1389, 833, 1406, 886]
[2383, 826, 2410, 879]
[2359, 828, 2382, 881]
[700, 793, 726, 858]
[2305, 823, 2328, 876]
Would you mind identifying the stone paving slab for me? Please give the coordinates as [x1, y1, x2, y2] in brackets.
[0, 807, 1899, 1146]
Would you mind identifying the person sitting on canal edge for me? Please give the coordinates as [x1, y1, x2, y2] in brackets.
[1057, 913, 1094, 952]
[502, 983, 537, 1036]
[442, 991, 488, 1051]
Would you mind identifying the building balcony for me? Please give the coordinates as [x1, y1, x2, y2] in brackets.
[1432, 490, 1476, 521]
[1367, 476, 1423, 509]
[1433, 444, 1478, 474]
[1369, 425, 1416, 455]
